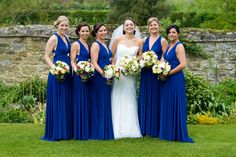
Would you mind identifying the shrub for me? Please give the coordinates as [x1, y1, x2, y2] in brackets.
[18, 76, 47, 104]
[196, 112, 219, 125]
[0, 81, 21, 108]
[0, 108, 33, 123]
[31, 102, 46, 124]
[185, 71, 216, 115]
[19, 95, 37, 111]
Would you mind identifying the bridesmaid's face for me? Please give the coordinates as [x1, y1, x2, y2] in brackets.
[148, 21, 160, 34]
[57, 21, 69, 35]
[168, 28, 179, 41]
[79, 26, 90, 40]
[96, 26, 108, 40]
[123, 20, 135, 34]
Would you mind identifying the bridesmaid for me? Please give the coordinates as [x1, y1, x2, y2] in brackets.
[42, 16, 72, 141]
[90, 24, 114, 140]
[138, 17, 167, 137]
[70, 23, 91, 140]
[159, 25, 193, 142]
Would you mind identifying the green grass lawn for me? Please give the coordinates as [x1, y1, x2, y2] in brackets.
[0, 124, 235, 157]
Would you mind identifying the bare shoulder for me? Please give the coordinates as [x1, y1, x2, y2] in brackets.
[91, 42, 99, 49]
[176, 43, 185, 51]
[135, 38, 143, 45]
[115, 36, 124, 43]
[161, 37, 167, 43]
[48, 34, 57, 43]
[71, 41, 79, 47]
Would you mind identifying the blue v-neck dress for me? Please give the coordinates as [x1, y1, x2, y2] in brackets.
[138, 36, 163, 137]
[159, 42, 193, 142]
[73, 40, 91, 140]
[42, 33, 73, 141]
[90, 41, 114, 140]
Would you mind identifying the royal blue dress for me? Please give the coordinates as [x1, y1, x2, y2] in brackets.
[42, 33, 73, 141]
[73, 40, 90, 140]
[159, 42, 193, 142]
[138, 36, 163, 137]
[90, 41, 114, 140]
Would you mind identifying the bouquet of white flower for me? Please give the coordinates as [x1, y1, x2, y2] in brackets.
[50, 61, 70, 82]
[152, 61, 171, 80]
[76, 61, 95, 82]
[119, 56, 141, 76]
[139, 50, 158, 68]
[103, 64, 120, 85]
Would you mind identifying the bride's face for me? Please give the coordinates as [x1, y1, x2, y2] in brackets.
[123, 20, 135, 34]
[148, 21, 160, 34]
[96, 26, 107, 40]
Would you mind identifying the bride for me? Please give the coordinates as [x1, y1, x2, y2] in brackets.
[110, 18, 143, 139]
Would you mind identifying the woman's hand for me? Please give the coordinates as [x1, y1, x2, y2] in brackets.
[111, 57, 116, 65]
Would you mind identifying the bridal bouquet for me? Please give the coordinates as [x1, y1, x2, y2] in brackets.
[103, 64, 121, 85]
[50, 61, 70, 82]
[119, 56, 141, 76]
[152, 60, 171, 80]
[139, 50, 158, 68]
[76, 61, 95, 82]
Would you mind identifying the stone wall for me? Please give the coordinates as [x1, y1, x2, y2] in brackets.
[0, 25, 235, 84]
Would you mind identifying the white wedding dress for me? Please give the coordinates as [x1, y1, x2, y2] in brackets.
[111, 44, 142, 139]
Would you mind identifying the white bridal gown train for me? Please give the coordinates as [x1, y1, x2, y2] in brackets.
[111, 44, 142, 139]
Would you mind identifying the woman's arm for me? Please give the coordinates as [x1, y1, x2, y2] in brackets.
[91, 42, 104, 76]
[44, 35, 57, 67]
[111, 37, 120, 64]
[160, 38, 168, 62]
[70, 42, 80, 72]
[137, 38, 143, 60]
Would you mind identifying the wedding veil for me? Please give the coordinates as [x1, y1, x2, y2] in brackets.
[109, 25, 142, 49]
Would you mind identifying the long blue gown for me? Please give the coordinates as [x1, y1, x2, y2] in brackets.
[90, 41, 114, 140]
[159, 42, 193, 142]
[42, 33, 73, 141]
[138, 36, 163, 137]
[73, 40, 90, 140]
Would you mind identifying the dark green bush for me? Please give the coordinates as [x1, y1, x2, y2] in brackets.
[0, 81, 21, 108]
[0, 108, 33, 123]
[213, 78, 236, 111]
[14, 10, 109, 25]
[19, 95, 37, 111]
[185, 71, 229, 117]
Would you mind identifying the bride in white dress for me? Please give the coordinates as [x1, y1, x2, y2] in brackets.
[110, 18, 143, 139]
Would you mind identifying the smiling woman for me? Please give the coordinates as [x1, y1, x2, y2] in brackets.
[90, 23, 114, 140]
[70, 22, 91, 140]
[110, 18, 143, 139]
[42, 15, 73, 141]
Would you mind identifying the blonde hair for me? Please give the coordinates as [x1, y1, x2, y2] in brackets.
[147, 17, 160, 27]
[54, 16, 69, 28]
